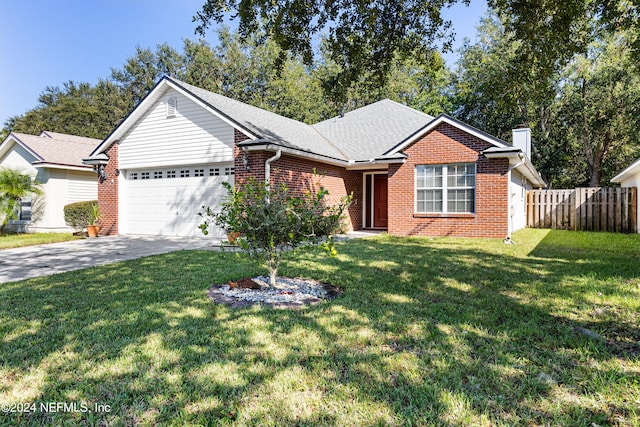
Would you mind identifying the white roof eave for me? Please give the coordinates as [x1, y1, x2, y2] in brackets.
[33, 163, 94, 172]
[518, 159, 547, 188]
[484, 149, 546, 188]
[611, 157, 640, 183]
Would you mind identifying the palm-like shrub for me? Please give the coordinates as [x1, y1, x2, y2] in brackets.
[0, 168, 43, 233]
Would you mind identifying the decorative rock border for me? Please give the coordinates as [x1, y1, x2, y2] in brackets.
[207, 277, 341, 309]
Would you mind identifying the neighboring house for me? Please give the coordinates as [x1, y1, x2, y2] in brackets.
[0, 131, 100, 232]
[84, 76, 545, 239]
[611, 157, 640, 232]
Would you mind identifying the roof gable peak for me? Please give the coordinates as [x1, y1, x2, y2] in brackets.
[384, 114, 509, 156]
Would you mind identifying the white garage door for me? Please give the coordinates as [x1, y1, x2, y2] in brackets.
[124, 164, 234, 237]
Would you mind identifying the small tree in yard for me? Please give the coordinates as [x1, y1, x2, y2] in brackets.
[199, 178, 352, 287]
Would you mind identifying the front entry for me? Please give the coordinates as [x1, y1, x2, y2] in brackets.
[373, 174, 388, 228]
[364, 173, 389, 229]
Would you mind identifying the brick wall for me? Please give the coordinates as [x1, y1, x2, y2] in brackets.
[97, 143, 119, 236]
[388, 123, 510, 238]
[271, 155, 362, 231]
[234, 129, 362, 231]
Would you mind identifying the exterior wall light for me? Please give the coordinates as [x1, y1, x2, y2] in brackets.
[243, 153, 251, 171]
[98, 164, 108, 180]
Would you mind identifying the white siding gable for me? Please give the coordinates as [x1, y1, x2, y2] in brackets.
[119, 88, 235, 169]
[0, 143, 38, 176]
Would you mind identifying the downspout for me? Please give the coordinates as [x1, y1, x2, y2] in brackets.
[506, 152, 526, 242]
[264, 149, 282, 202]
[507, 152, 526, 172]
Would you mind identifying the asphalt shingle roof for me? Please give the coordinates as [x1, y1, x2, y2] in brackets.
[171, 78, 436, 162]
[98, 78, 501, 165]
[11, 132, 101, 168]
[312, 100, 434, 161]
[174, 80, 348, 161]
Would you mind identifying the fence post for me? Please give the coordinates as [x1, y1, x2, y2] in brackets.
[607, 188, 614, 232]
[616, 187, 623, 233]
[570, 189, 576, 230]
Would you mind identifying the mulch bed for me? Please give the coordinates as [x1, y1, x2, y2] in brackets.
[207, 277, 341, 309]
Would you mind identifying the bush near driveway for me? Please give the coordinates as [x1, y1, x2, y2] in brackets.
[0, 229, 638, 426]
[63, 200, 98, 229]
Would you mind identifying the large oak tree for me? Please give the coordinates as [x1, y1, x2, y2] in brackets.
[194, 0, 464, 97]
[194, 0, 639, 95]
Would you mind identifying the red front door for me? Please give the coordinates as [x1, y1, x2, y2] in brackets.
[373, 175, 388, 228]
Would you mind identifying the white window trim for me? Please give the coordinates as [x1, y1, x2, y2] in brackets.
[415, 163, 476, 214]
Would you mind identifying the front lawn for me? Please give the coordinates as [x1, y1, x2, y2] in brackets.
[1, 229, 638, 426]
[0, 232, 80, 250]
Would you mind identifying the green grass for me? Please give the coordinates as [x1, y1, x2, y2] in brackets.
[0, 232, 80, 249]
[1, 229, 639, 426]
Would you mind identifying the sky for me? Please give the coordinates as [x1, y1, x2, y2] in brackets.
[0, 0, 487, 129]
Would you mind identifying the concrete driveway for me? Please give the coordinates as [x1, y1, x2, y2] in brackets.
[0, 235, 222, 284]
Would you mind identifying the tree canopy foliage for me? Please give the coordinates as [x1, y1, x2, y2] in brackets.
[194, 0, 639, 94]
[194, 0, 464, 95]
[3, 80, 132, 140]
[488, 0, 639, 74]
[452, 12, 640, 188]
[548, 31, 640, 186]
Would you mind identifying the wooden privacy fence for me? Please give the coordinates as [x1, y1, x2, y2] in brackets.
[527, 187, 637, 233]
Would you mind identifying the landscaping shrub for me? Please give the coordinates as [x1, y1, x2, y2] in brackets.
[64, 200, 97, 229]
[199, 179, 352, 286]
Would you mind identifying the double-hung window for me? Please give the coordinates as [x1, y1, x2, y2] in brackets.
[416, 163, 475, 213]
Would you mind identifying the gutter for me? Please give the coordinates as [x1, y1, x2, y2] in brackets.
[240, 141, 405, 169]
[239, 140, 349, 166]
[82, 153, 109, 166]
[264, 149, 282, 203]
[507, 153, 526, 238]
[507, 152, 526, 172]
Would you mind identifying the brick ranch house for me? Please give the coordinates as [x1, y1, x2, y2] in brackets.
[83, 76, 545, 239]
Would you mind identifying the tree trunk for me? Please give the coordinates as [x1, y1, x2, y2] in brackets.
[589, 167, 601, 187]
[266, 248, 283, 287]
[269, 268, 278, 287]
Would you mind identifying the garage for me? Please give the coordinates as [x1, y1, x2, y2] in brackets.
[84, 79, 252, 237]
[122, 163, 234, 237]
